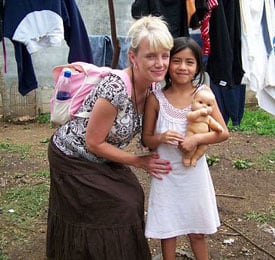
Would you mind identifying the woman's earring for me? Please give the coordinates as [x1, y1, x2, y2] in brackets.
[133, 63, 137, 69]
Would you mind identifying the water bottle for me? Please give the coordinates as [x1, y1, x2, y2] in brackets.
[56, 69, 72, 100]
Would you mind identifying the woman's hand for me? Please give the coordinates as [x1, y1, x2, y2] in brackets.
[159, 130, 184, 146]
[137, 153, 172, 180]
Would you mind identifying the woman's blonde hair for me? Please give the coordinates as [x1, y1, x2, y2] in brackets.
[127, 15, 173, 53]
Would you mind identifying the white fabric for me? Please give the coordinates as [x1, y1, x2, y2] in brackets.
[13, 10, 64, 54]
[145, 89, 220, 239]
[240, 0, 275, 115]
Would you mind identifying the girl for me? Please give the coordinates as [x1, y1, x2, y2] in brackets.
[142, 37, 229, 260]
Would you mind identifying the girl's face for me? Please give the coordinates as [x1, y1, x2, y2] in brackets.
[129, 38, 170, 83]
[168, 47, 198, 86]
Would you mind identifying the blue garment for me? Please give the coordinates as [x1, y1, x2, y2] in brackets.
[89, 35, 113, 67]
[89, 35, 130, 69]
[3, 0, 93, 96]
[210, 79, 246, 126]
[190, 32, 208, 65]
[117, 36, 130, 69]
[262, 4, 273, 55]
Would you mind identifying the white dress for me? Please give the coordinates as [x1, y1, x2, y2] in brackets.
[145, 89, 220, 239]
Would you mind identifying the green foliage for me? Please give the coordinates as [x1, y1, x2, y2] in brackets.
[233, 159, 253, 169]
[36, 113, 50, 124]
[40, 137, 51, 144]
[206, 155, 220, 166]
[31, 170, 50, 178]
[0, 253, 8, 260]
[2, 184, 49, 221]
[245, 208, 275, 223]
[256, 149, 275, 172]
[228, 108, 275, 136]
[0, 169, 50, 255]
[0, 143, 30, 159]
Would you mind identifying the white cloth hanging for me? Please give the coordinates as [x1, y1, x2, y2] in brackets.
[240, 0, 275, 115]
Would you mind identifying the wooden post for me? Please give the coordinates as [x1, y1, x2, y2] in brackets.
[108, 0, 121, 69]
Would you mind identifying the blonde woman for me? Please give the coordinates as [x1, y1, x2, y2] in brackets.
[46, 16, 173, 260]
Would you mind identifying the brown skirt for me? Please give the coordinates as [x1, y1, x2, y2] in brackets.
[46, 139, 151, 260]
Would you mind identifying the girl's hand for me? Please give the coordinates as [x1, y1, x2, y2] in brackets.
[178, 135, 198, 153]
[138, 153, 172, 180]
[160, 130, 184, 146]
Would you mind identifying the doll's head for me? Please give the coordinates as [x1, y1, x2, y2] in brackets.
[192, 89, 216, 114]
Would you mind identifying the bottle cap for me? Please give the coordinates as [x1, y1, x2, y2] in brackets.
[64, 69, 71, 78]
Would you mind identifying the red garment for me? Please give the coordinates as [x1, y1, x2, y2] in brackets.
[200, 0, 218, 55]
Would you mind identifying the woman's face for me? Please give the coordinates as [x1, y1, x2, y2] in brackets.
[129, 38, 170, 83]
[168, 47, 198, 86]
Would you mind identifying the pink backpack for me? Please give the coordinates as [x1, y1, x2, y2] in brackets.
[50, 62, 131, 125]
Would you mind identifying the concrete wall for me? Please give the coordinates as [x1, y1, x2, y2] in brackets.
[0, 0, 133, 119]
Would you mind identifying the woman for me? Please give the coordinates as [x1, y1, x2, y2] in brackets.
[46, 16, 173, 260]
[142, 37, 229, 260]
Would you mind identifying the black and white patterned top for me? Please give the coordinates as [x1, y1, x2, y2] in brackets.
[53, 72, 140, 163]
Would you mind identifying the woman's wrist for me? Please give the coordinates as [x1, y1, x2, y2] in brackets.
[128, 154, 142, 168]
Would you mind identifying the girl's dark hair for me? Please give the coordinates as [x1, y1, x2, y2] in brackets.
[165, 37, 205, 88]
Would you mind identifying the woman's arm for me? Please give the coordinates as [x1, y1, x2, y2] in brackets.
[85, 97, 171, 178]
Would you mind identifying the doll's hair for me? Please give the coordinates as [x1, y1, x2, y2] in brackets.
[165, 37, 205, 88]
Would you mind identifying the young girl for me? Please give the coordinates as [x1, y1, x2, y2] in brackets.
[142, 37, 229, 260]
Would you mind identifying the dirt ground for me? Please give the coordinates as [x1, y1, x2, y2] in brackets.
[0, 121, 274, 260]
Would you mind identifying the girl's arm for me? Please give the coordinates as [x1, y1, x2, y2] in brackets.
[142, 93, 184, 150]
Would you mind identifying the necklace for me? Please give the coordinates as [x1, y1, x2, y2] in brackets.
[131, 67, 148, 151]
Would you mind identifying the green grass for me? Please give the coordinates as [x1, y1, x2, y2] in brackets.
[206, 155, 220, 166]
[256, 149, 275, 172]
[232, 159, 253, 169]
[0, 252, 8, 260]
[228, 108, 275, 136]
[36, 113, 51, 124]
[0, 167, 50, 256]
[2, 184, 49, 221]
[228, 108, 275, 172]
[245, 208, 275, 223]
[0, 143, 31, 159]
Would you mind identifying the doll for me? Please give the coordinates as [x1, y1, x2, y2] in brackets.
[183, 88, 224, 166]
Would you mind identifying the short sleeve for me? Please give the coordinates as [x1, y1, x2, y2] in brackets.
[94, 73, 129, 110]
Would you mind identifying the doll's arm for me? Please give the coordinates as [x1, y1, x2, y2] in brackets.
[208, 115, 224, 133]
[187, 108, 208, 122]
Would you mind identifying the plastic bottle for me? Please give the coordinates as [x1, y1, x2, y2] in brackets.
[56, 68, 72, 100]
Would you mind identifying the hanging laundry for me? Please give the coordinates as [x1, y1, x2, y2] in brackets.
[206, 0, 245, 126]
[88, 35, 113, 68]
[131, 0, 189, 37]
[0, 0, 3, 41]
[200, 0, 218, 56]
[88, 35, 130, 69]
[186, 0, 196, 27]
[186, 0, 208, 29]
[3, 0, 93, 96]
[240, 0, 275, 115]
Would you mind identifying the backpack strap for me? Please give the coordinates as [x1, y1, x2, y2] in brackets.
[75, 69, 132, 119]
[52, 62, 111, 82]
